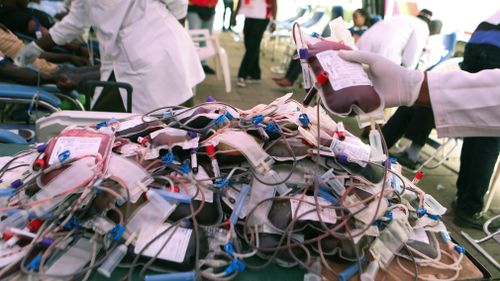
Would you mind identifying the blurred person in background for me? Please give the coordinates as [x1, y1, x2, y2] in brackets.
[273, 7, 373, 88]
[222, 0, 234, 32]
[349, 8, 371, 42]
[233, 0, 277, 88]
[452, 9, 500, 229]
[15, 0, 204, 113]
[187, 0, 219, 74]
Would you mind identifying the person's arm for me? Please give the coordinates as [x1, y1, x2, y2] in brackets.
[0, 58, 56, 85]
[338, 50, 500, 138]
[270, 0, 277, 20]
[231, 0, 242, 26]
[45, 0, 90, 47]
[39, 51, 89, 66]
[15, 0, 90, 66]
[414, 72, 430, 106]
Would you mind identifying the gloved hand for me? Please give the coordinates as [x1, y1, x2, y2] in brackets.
[338, 50, 424, 108]
[14, 42, 43, 66]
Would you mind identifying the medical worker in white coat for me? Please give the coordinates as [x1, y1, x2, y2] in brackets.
[338, 50, 500, 138]
[15, 0, 204, 113]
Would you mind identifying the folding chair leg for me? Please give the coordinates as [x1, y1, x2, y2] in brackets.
[482, 158, 500, 214]
[461, 214, 500, 270]
[219, 49, 231, 93]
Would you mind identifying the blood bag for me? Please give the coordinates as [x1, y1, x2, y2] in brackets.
[41, 126, 114, 184]
[307, 41, 383, 116]
[292, 23, 383, 117]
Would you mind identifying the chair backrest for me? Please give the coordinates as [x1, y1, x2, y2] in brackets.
[283, 7, 308, 23]
[441, 32, 457, 60]
[370, 15, 382, 25]
[0, 129, 27, 144]
[302, 10, 325, 28]
[188, 29, 218, 61]
[426, 32, 457, 71]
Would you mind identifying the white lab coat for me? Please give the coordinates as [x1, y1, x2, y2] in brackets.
[429, 9, 500, 138]
[428, 69, 500, 138]
[49, 0, 204, 113]
[357, 16, 429, 69]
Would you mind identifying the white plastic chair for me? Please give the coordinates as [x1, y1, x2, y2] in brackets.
[188, 29, 231, 93]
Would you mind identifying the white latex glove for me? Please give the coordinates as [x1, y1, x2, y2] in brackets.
[14, 42, 43, 66]
[338, 50, 424, 107]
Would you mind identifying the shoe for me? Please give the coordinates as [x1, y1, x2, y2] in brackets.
[451, 199, 458, 212]
[245, 77, 261, 84]
[275, 78, 294, 88]
[391, 151, 420, 170]
[202, 65, 216, 75]
[272, 77, 286, 82]
[236, 78, 246, 88]
[453, 210, 500, 231]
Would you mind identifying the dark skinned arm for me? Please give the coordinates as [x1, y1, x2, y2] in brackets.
[414, 72, 431, 107]
[39, 52, 89, 66]
[231, 0, 241, 27]
[0, 61, 56, 85]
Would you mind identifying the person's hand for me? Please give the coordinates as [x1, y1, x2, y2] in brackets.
[55, 73, 77, 93]
[338, 50, 424, 107]
[269, 22, 277, 33]
[15, 42, 43, 66]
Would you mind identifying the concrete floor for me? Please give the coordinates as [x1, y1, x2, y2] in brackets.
[193, 31, 500, 279]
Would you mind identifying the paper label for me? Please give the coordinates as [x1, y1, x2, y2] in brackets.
[409, 228, 430, 244]
[143, 147, 160, 160]
[316, 50, 372, 91]
[135, 224, 192, 263]
[126, 192, 176, 236]
[321, 169, 346, 196]
[290, 195, 337, 224]
[424, 194, 447, 215]
[117, 117, 151, 132]
[330, 138, 370, 167]
[48, 137, 101, 165]
[0, 244, 26, 268]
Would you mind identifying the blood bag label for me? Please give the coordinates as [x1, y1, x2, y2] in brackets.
[409, 228, 430, 244]
[316, 50, 372, 91]
[135, 224, 192, 263]
[48, 137, 101, 165]
[290, 195, 337, 224]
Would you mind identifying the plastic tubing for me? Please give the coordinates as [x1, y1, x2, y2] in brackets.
[229, 184, 251, 225]
[338, 257, 368, 281]
[144, 271, 195, 281]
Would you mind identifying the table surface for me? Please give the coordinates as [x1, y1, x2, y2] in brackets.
[0, 144, 486, 281]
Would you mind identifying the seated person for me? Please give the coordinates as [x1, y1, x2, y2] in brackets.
[0, 52, 73, 91]
[0, 24, 99, 93]
[348, 8, 372, 42]
[381, 19, 445, 169]
[0, 0, 89, 58]
[0, 24, 89, 71]
[382, 106, 435, 169]
[273, 8, 371, 88]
